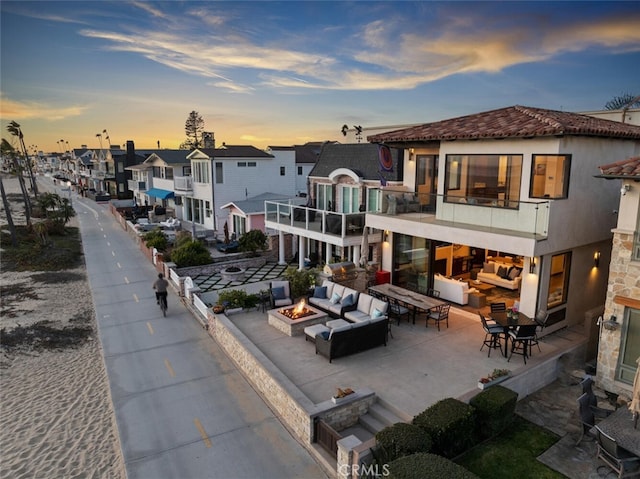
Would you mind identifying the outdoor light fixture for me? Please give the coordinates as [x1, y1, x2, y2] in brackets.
[621, 184, 631, 196]
[384, 230, 389, 242]
[529, 257, 537, 274]
[409, 148, 415, 161]
[603, 315, 619, 331]
[594, 251, 601, 267]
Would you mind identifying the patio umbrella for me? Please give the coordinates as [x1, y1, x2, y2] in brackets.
[630, 356, 640, 428]
[359, 227, 369, 267]
[223, 221, 229, 244]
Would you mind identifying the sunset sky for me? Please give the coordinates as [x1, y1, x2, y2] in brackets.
[1, 1, 639, 153]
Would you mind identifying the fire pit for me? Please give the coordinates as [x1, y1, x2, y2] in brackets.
[278, 300, 316, 320]
[268, 301, 328, 337]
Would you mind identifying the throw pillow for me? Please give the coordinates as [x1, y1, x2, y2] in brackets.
[271, 286, 286, 300]
[508, 267, 520, 280]
[372, 308, 384, 319]
[483, 262, 495, 274]
[497, 266, 508, 279]
[319, 331, 330, 340]
[330, 292, 341, 304]
[313, 286, 327, 298]
[341, 294, 354, 307]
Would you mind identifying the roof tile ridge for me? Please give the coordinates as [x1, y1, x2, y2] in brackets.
[514, 105, 564, 129]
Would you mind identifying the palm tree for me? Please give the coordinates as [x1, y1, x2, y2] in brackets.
[605, 94, 640, 123]
[0, 174, 18, 246]
[1, 138, 31, 225]
[6, 121, 38, 197]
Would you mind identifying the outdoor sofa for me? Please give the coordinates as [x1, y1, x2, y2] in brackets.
[314, 317, 389, 362]
[308, 280, 360, 318]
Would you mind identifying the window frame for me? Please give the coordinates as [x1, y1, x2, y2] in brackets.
[529, 154, 571, 199]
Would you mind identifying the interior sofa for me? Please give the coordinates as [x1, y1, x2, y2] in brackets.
[308, 280, 359, 318]
[433, 274, 472, 305]
[314, 317, 389, 362]
[477, 261, 523, 290]
[343, 293, 389, 323]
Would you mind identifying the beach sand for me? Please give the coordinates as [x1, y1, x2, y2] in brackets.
[0, 175, 125, 478]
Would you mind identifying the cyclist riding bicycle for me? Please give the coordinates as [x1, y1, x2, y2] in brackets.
[153, 273, 169, 309]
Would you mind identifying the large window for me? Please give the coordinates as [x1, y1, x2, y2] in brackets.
[367, 188, 382, 212]
[530, 155, 571, 199]
[617, 308, 640, 384]
[341, 185, 359, 213]
[193, 161, 209, 183]
[392, 233, 431, 292]
[215, 162, 223, 184]
[445, 154, 522, 207]
[317, 184, 333, 210]
[233, 214, 246, 236]
[547, 252, 571, 309]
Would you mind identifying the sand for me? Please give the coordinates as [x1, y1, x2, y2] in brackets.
[0, 174, 125, 479]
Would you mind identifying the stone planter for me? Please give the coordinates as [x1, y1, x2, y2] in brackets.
[225, 307, 243, 315]
[477, 374, 510, 390]
[220, 267, 246, 282]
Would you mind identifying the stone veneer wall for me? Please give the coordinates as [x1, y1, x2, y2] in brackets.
[597, 231, 639, 397]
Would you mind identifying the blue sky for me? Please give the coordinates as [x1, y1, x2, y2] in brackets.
[1, 1, 639, 153]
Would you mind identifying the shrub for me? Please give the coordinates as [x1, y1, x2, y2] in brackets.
[375, 422, 432, 463]
[387, 453, 479, 479]
[170, 239, 212, 267]
[283, 266, 317, 299]
[413, 398, 477, 459]
[238, 229, 268, 256]
[469, 385, 518, 439]
[142, 228, 168, 251]
[217, 289, 259, 309]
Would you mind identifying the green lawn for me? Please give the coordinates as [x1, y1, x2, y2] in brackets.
[455, 415, 566, 479]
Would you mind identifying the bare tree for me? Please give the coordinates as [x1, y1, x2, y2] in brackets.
[184, 111, 205, 150]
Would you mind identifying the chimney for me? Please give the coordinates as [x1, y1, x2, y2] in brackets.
[203, 131, 215, 149]
[126, 140, 135, 166]
[157, 140, 160, 149]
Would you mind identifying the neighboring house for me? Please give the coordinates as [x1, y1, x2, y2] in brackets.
[125, 148, 190, 213]
[365, 105, 640, 340]
[594, 156, 640, 398]
[267, 142, 325, 197]
[220, 192, 294, 237]
[184, 145, 297, 234]
[264, 142, 404, 269]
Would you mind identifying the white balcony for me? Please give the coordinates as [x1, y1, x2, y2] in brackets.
[174, 176, 193, 192]
[127, 180, 147, 191]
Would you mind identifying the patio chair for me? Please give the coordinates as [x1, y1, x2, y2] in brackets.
[427, 288, 441, 298]
[479, 312, 504, 357]
[490, 302, 507, 313]
[507, 324, 538, 364]
[427, 304, 450, 331]
[595, 426, 640, 478]
[529, 310, 549, 353]
[388, 297, 410, 325]
[269, 280, 293, 309]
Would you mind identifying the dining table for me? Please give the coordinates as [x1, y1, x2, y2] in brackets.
[596, 406, 640, 456]
[488, 311, 538, 358]
[368, 283, 445, 323]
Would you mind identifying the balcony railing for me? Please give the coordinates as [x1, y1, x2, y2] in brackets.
[265, 201, 366, 238]
[379, 189, 549, 237]
[174, 176, 193, 192]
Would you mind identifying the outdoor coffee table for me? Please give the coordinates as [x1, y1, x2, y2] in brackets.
[468, 280, 496, 294]
[268, 304, 328, 337]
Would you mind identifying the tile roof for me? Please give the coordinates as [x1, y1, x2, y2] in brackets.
[368, 105, 640, 143]
[597, 156, 640, 178]
[309, 143, 403, 181]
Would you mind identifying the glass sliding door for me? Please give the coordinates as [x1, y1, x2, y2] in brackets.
[392, 233, 430, 293]
[416, 155, 438, 212]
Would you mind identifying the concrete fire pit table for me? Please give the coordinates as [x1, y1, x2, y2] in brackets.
[267, 303, 329, 337]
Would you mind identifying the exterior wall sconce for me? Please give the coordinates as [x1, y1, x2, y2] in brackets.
[603, 315, 619, 331]
[529, 256, 537, 274]
[594, 251, 600, 267]
[384, 230, 389, 242]
[621, 184, 631, 196]
[409, 148, 415, 161]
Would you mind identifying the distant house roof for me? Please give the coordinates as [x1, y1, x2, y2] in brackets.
[141, 150, 190, 164]
[199, 145, 274, 158]
[368, 105, 640, 143]
[309, 143, 403, 182]
[596, 156, 640, 179]
[220, 192, 293, 214]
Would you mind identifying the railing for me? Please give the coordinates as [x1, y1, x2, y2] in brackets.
[380, 189, 550, 238]
[174, 176, 193, 191]
[314, 418, 341, 458]
[264, 201, 366, 238]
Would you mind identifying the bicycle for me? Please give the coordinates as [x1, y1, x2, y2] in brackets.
[158, 293, 167, 317]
